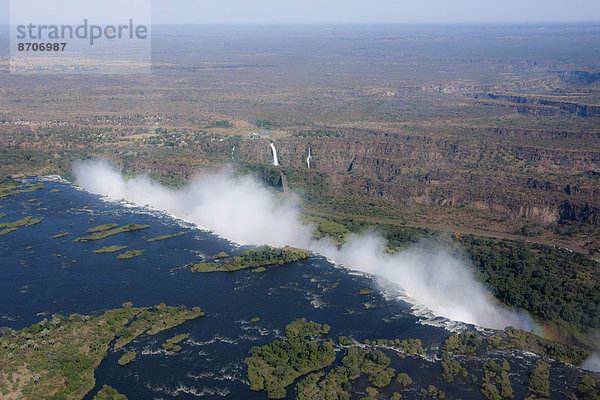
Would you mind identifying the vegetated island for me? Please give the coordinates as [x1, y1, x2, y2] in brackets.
[0, 303, 204, 399]
[94, 385, 127, 400]
[117, 351, 137, 366]
[245, 318, 334, 399]
[94, 245, 128, 254]
[162, 333, 189, 352]
[0, 181, 44, 200]
[190, 245, 311, 273]
[146, 232, 185, 242]
[0, 216, 44, 237]
[51, 231, 69, 239]
[116, 250, 144, 260]
[93, 385, 127, 400]
[245, 320, 597, 400]
[87, 224, 119, 233]
[74, 223, 150, 242]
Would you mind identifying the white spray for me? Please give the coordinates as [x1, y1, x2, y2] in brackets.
[306, 145, 312, 169]
[270, 142, 279, 166]
[73, 159, 533, 331]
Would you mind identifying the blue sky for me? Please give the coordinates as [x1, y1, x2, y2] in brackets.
[2, 0, 600, 24]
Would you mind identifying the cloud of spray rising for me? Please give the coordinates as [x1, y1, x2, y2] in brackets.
[582, 353, 600, 373]
[73, 159, 533, 331]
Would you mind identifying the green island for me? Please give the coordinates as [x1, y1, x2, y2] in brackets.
[87, 224, 119, 233]
[245, 319, 335, 399]
[486, 326, 589, 364]
[359, 288, 375, 295]
[526, 359, 551, 399]
[51, 231, 69, 239]
[0, 216, 44, 237]
[146, 232, 185, 242]
[117, 351, 137, 366]
[190, 245, 311, 273]
[0, 303, 203, 399]
[113, 303, 203, 350]
[116, 250, 144, 260]
[94, 246, 128, 254]
[363, 338, 424, 357]
[162, 334, 189, 352]
[74, 223, 150, 242]
[245, 319, 598, 400]
[480, 359, 514, 400]
[0, 182, 44, 200]
[93, 385, 127, 400]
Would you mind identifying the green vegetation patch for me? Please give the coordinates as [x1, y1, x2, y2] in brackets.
[87, 224, 119, 233]
[146, 232, 185, 242]
[0, 304, 202, 399]
[0, 216, 44, 237]
[113, 304, 203, 350]
[363, 338, 424, 357]
[286, 318, 330, 338]
[444, 331, 482, 355]
[117, 351, 137, 366]
[117, 250, 145, 259]
[94, 385, 128, 400]
[480, 360, 513, 400]
[245, 319, 335, 399]
[94, 245, 128, 254]
[462, 236, 600, 347]
[162, 334, 189, 352]
[190, 245, 311, 273]
[51, 231, 69, 239]
[295, 346, 398, 400]
[487, 326, 589, 364]
[74, 223, 150, 242]
[0, 182, 44, 199]
[527, 359, 551, 398]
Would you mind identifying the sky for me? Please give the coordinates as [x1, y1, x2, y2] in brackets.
[2, 0, 600, 25]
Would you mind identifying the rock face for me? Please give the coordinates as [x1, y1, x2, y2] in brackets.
[480, 94, 600, 117]
[226, 132, 600, 226]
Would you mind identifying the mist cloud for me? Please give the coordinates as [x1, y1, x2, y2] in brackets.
[73, 159, 532, 331]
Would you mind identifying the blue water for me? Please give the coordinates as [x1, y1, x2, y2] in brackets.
[0, 179, 586, 399]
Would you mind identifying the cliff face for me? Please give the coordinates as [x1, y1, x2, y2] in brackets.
[228, 134, 600, 226]
[480, 94, 600, 117]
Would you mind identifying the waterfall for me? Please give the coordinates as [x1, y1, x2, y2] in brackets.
[270, 142, 279, 166]
[306, 145, 312, 169]
[231, 145, 235, 160]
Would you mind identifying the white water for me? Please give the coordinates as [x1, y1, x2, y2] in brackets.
[270, 142, 279, 166]
[306, 145, 312, 169]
